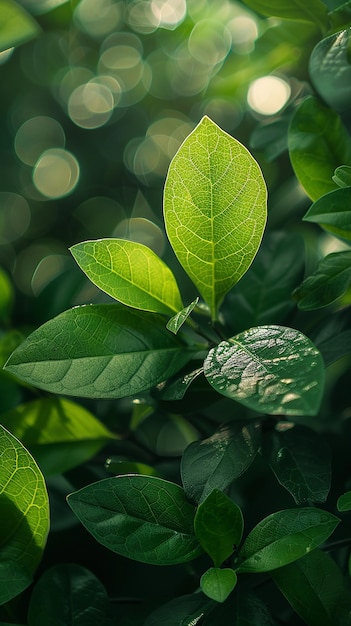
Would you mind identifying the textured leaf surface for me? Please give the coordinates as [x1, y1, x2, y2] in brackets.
[288, 97, 351, 200]
[0, 0, 40, 52]
[200, 568, 237, 603]
[4, 304, 195, 399]
[67, 475, 203, 565]
[204, 326, 324, 416]
[181, 422, 261, 503]
[0, 397, 116, 476]
[28, 564, 113, 626]
[272, 549, 351, 626]
[303, 188, 351, 240]
[241, 0, 328, 29]
[70, 239, 183, 315]
[166, 298, 199, 334]
[237, 508, 339, 573]
[194, 490, 243, 567]
[268, 424, 331, 504]
[0, 426, 49, 603]
[310, 27, 351, 115]
[294, 251, 351, 310]
[164, 116, 267, 320]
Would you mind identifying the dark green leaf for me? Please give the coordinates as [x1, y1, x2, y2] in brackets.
[204, 326, 325, 416]
[0, 561, 32, 607]
[294, 251, 351, 310]
[166, 298, 199, 334]
[194, 490, 243, 567]
[200, 568, 237, 603]
[337, 490, 351, 511]
[316, 329, 351, 365]
[310, 27, 351, 115]
[250, 115, 290, 162]
[272, 549, 351, 626]
[203, 589, 277, 625]
[181, 422, 261, 503]
[28, 563, 113, 626]
[333, 165, 351, 187]
[240, 0, 329, 30]
[164, 116, 267, 320]
[268, 424, 331, 504]
[303, 188, 351, 241]
[144, 593, 214, 626]
[288, 96, 351, 200]
[67, 475, 203, 565]
[0, 0, 40, 52]
[4, 304, 196, 399]
[155, 367, 204, 401]
[237, 508, 339, 573]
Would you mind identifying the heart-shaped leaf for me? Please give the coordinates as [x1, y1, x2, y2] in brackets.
[200, 568, 237, 603]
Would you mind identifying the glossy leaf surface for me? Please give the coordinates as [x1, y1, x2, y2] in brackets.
[194, 490, 243, 567]
[164, 116, 267, 320]
[181, 422, 261, 503]
[237, 508, 339, 573]
[303, 188, 351, 241]
[67, 475, 203, 565]
[204, 326, 324, 416]
[70, 239, 183, 315]
[200, 568, 237, 603]
[0, 0, 40, 52]
[166, 297, 199, 334]
[4, 305, 195, 398]
[294, 251, 351, 310]
[289, 97, 351, 200]
[310, 27, 351, 115]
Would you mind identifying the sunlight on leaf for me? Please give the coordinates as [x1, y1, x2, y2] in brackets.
[166, 297, 199, 334]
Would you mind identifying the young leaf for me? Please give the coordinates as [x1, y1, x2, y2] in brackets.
[70, 239, 183, 315]
[303, 188, 351, 241]
[200, 568, 237, 604]
[67, 475, 203, 565]
[181, 422, 261, 503]
[271, 549, 351, 626]
[0, 397, 116, 476]
[203, 326, 324, 416]
[333, 165, 351, 188]
[240, 0, 328, 31]
[237, 508, 340, 573]
[337, 491, 351, 512]
[194, 490, 243, 567]
[164, 116, 267, 320]
[293, 251, 351, 310]
[268, 424, 331, 504]
[0, 425, 49, 603]
[288, 97, 351, 200]
[0, 0, 40, 52]
[4, 304, 196, 399]
[166, 297, 199, 334]
[27, 564, 113, 626]
[144, 592, 214, 626]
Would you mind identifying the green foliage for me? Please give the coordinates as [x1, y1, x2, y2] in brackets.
[200, 568, 237, 603]
[0, 1, 40, 52]
[241, 0, 329, 30]
[294, 251, 351, 309]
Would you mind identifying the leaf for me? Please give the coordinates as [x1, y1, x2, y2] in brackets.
[309, 27, 351, 116]
[4, 304, 196, 399]
[166, 298, 199, 334]
[67, 475, 203, 565]
[27, 563, 113, 626]
[303, 188, 351, 241]
[271, 549, 351, 626]
[200, 568, 237, 604]
[164, 116, 267, 320]
[268, 424, 331, 504]
[237, 508, 340, 573]
[333, 165, 351, 188]
[316, 329, 351, 366]
[203, 589, 277, 625]
[144, 593, 214, 626]
[155, 366, 204, 401]
[224, 232, 305, 333]
[181, 422, 261, 503]
[337, 491, 351, 511]
[194, 490, 243, 567]
[0, 397, 116, 476]
[0, 425, 49, 604]
[203, 326, 325, 416]
[294, 251, 351, 310]
[0, 0, 40, 52]
[288, 96, 351, 201]
[70, 239, 183, 315]
[105, 459, 161, 477]
[240, 0, 329, 30]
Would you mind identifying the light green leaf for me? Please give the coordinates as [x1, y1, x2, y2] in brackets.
[333, 165, 351, 188]
[166, 298, 199, 334]
[67, 475, 203, 565]
[203, 326, 324, 416]
[337, 491, 351, 512]
[288, 96, 351, 200]
[272, 549, 351, 626]
[194, 490, 243, 567]
[28, 564, 114, 626]
[70, 239, 183, 315]
[4, 304, 196, 399]
[164, 116, 267, 320]
[200, 568, 237, 604]
[0, 0, 40, 52]
[0, 397, 116, 476]
[0, 425, 49, 604]
[237, 508, 339, 573]
[241, 0, 329, 30]
[0, 268, 13, 322]
[303, 188, 351, 240]
[294, 251, 351, 310]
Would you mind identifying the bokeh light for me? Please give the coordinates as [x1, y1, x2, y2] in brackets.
[247, 76, 291, 115]
[33, 149, 80, 199]
[15, 116, 65, 166]
[68, 80, 116, 129]
[114, 217, 165, 256]
[74, 0, 123, 38]
[228, 15, 258, 54]
[0, 193, 31, 244]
